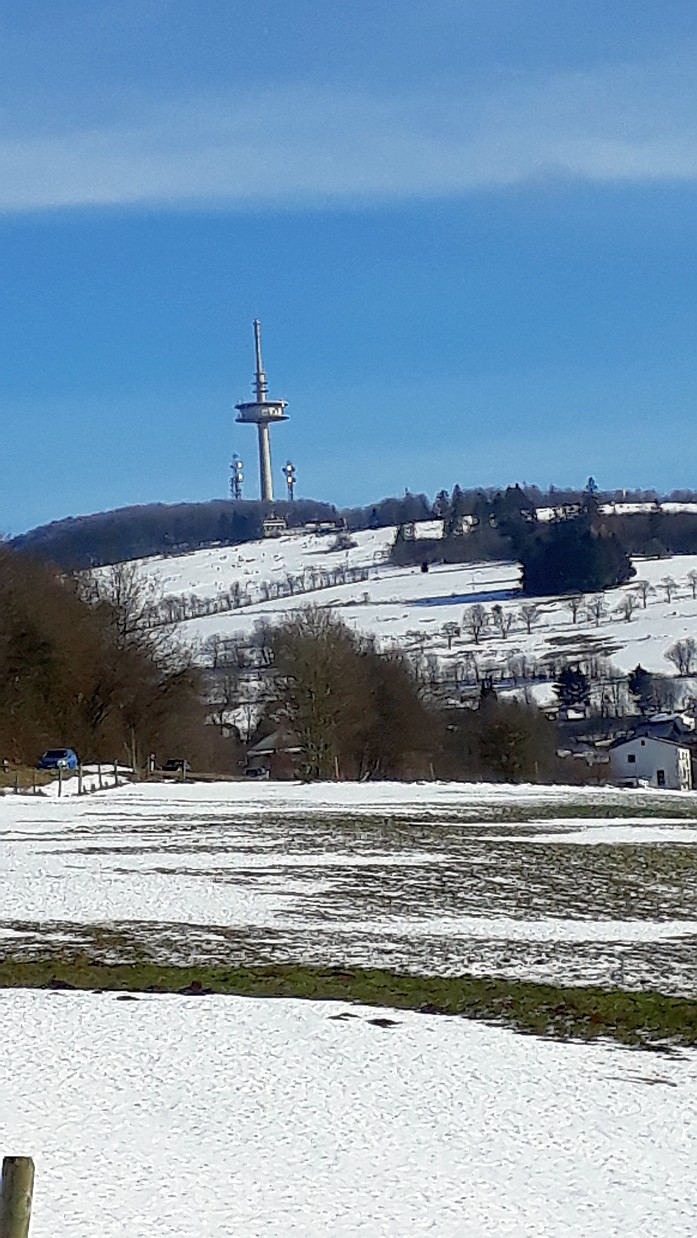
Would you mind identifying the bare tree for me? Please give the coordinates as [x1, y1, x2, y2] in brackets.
[661, 576, 678, 603]
[507, 654, 530, 684]
[605, 672, 630, 717]
[680, 691, 697, 720]
[615, 594, 639, 623]
[462, 651, 480, 683]
[491, 604, 514, 638]
[519, 603, 539, 635]
[80, 562, 175, 663]
[464, 604, 487, 645]
[665, 638, 697, 675]
[270, 608, 366, 779]
[251, 620, 275, 667]
[565, 595, 583, 624]
[424, 653, 441, 689]
[585, 654, 603, 682]
[585, 595, 605, 627]
[208, 671, 242, 734]
[203, 634, 225, 669]
[269, 606, 434, 780]
[238, 701, 257, 743]
[653, 675, 678, 712]
[635, 580, 653, 610]
[442, 622, 460, 651]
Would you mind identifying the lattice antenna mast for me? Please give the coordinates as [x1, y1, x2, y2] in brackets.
[230, 454, 244, 501]
[283, 461, 296, 502]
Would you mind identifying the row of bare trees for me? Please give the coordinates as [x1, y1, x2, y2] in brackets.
[147, 563, 373, 629]
[566, 573, 697, 625]
[435, 570, 697, 652]
[392, 630, 697, 719]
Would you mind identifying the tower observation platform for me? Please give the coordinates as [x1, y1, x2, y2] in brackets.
[235, 319, 288, 501]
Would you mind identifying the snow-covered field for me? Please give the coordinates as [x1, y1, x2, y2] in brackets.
[2, 781, 696, 994]
[1, 990, 695, 1237]
[1, 780, 697, 1235]
[129, 524, 697, 699]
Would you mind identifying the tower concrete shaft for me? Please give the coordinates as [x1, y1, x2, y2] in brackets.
[257, 422, 273, 501]
[234, 320, 288, 501]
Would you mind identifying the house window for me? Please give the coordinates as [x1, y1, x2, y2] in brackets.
[657, 769, 666, 787]
[640, 739, 645, 746]
[627, 754, 636, 764]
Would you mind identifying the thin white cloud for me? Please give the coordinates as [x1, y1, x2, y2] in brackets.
[2, 57, 697, 210]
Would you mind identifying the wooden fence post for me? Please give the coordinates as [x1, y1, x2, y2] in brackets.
[77, 764, 83, 796]
[1, 1155, 34, 1237]
[57, 767, 62, 798]
[98, 762, 103, 790]
[113, 760, 118, 788]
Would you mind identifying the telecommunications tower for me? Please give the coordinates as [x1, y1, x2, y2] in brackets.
[235, 320, 288, 501]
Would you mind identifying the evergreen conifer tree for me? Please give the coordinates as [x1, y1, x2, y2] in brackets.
[554, 663, 590, 712]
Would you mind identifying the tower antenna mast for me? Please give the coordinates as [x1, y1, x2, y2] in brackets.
[253, 319, 267, 402]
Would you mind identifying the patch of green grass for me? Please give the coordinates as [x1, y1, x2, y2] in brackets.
[0, 766, 53, 791]
[1, 956, 694, 1050]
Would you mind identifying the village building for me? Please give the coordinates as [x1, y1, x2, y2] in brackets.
[609, 734, 693, 791]
[262, 512, 288, 538]
[245, 727, 301, 779]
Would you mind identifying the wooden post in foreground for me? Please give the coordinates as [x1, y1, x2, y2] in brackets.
[1, 1155, 34, 1237]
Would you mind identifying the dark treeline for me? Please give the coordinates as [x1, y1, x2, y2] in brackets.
[390, 483, 697, 595]
[11, 482, 697, 581]
[609, 509, 697, 557]
[394, 486, 635, 595]
[0, 550, 238, 770]
[11, 500, 337, 571]
[10, 493, 434, 571]
[253, 609, 573, 783]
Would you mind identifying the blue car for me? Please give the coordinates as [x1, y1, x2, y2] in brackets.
[38, 748, 79, 771]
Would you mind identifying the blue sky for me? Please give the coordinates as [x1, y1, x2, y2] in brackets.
[3, 1, 697, 532]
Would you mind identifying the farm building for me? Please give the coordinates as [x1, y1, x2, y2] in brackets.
[609, 735, 693, 791]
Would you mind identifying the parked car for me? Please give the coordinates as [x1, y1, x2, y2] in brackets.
[38, 748, 79, 770]
[161, 758, 191, 773]
[245, 766, 270, 780]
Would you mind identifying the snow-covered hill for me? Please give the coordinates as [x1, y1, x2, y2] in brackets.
[129, 522, 697, 706]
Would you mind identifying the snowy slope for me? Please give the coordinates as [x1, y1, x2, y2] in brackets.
[128, 523, 697, 693]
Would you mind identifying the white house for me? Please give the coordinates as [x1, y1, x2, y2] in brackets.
[609, 735, 693, 791]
